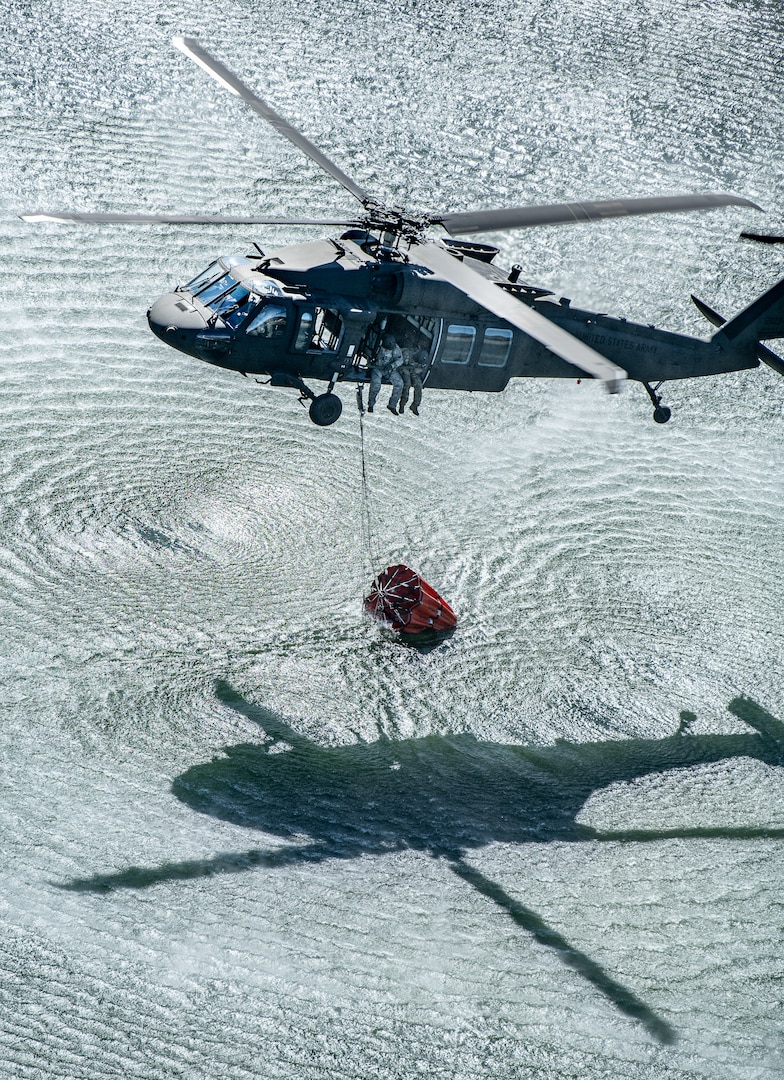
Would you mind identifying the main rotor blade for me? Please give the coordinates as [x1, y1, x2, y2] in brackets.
[740, 231, 784, 244]
[411, 241, 627, 390]
[438, 192, 762, 236]
[19, 211, 358, 225]
[173, 37, 371, 205]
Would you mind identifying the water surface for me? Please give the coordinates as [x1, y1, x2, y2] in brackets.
[2, 1, 784, 1076]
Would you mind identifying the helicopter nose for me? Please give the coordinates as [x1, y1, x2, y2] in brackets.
[147, 291, 206, 345]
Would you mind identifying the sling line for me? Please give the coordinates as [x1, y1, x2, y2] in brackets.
[357, 387, 379, 582]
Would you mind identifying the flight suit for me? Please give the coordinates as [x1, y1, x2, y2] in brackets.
[368, 341, 404, 411]
[399, 347, 428, 413]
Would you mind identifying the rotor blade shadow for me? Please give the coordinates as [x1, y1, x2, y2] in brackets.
[56, 841, 352, 894]
[728, 694, 784, 746]
[58, 820, 784, 895]
[586, 826, 784, 843]
[214, 678, 316, 750]
[445, 856, 676, 1045]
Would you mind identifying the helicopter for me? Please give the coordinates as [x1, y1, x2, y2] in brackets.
[22, 37, 784, 427]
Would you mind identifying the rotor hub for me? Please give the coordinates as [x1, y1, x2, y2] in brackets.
[360, 199, 431, 246]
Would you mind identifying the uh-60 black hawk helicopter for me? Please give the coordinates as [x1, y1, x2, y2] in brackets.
[23, 37, 784, 427]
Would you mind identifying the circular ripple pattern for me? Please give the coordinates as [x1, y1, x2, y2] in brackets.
[2, 1, 784, 1078]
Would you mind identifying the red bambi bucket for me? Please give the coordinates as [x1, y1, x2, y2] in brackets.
[363, 564, 458, 636]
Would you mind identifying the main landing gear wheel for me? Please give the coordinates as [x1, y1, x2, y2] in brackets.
[309, 392, 343, 427]
[644, 381, 672, 424]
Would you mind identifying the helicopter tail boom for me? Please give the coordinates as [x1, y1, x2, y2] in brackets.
[692, 285, 784, 377]
[713, 275, 784, 348]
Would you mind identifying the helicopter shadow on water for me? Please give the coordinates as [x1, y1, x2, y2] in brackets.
[61, 681, 784, 1046]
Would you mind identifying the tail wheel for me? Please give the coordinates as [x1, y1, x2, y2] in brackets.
[309, 392, 343, 427]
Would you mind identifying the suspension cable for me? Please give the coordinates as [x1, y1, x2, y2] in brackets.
[357, 386, 380, 580]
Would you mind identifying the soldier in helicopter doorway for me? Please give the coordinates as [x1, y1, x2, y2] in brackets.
[398, 346, 427, 415]
[368, 335, 404, 415]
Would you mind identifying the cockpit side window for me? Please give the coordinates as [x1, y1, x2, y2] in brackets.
[245, 304, 287, 338]
[223, 299, 258, 330]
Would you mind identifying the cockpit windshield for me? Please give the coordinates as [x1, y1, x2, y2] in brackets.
[184, 259, 287, 332]
[195, 273, 237, 305]
[184, 261, 224, 296]
[184, 256, 247, 299]
[209, 282, 250, 316]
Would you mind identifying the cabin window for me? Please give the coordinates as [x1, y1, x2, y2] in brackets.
[441, 324, 475, 364]
[478, 327, 513, 367]
[309, 308, 343, 352]
[245, 303, 287, 338]
[294, 310, 314, 351]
